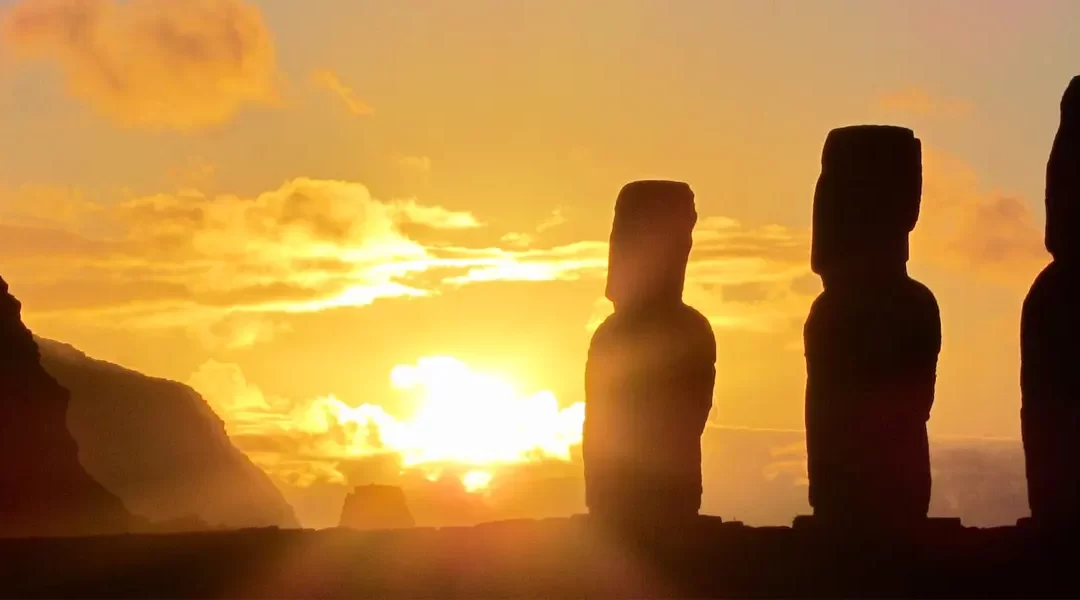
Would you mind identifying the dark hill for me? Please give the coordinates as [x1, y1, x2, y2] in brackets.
[35, 337, 298, 530]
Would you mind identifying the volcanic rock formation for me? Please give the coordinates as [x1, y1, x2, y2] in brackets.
[1021, 75, 1080, 528]
[35, 337, 299, 530]
[339, 485, 415, 531]
[803, 126, 941, 525]
[0, 277, 132, 537]
[583, 180, 717, 523]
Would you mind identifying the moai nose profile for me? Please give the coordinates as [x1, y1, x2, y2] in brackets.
[803, 126, 942, 530]
[1021, 75, 1080, 531]
[583, 180, 717, 528]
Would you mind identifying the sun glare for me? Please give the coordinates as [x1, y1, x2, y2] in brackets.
[299, 356, 584, 492]
[462, 470, 494, 493]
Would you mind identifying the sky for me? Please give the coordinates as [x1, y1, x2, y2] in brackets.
[0, 0, 1076, 527]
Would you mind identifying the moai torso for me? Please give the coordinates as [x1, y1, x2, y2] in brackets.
[583, 181, 717, 522]
[803, 126, 941, 524]
[1021, 76, 1080, 527]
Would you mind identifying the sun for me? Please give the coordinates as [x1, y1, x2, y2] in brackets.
[305, 356, 585, 492]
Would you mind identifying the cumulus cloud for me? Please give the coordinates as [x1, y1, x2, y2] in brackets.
[877, 87, 974, 119]
[0, 0, 278, 131]
[312, 69, 374, 116]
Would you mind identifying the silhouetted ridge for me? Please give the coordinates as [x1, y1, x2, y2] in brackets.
[34, 337, 299, 530]
[1022, 75, 1080, 529]
[804, 126, 941, 526]
[585, 180, 717, 524]
[0, 276, 132, 538]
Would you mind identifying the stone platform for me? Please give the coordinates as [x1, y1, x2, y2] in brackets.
[0, 516, 1073, 598]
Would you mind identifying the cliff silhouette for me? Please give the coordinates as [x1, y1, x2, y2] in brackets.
[34, 337, 298, 530]
[0, 277, 132, 537]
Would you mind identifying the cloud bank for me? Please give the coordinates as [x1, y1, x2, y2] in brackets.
[1, 0, 278, 130]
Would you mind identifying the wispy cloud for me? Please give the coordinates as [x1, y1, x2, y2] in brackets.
[397, 156, 432, 174]
[913, 149, 1047, 286]
[0, 178, 598, 347]
[311, 69, 374, 116]
[0, 0, 279, 131]
[877, 87, 974, 119]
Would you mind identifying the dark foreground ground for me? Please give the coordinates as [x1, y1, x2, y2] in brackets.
[0, 516, 1076, 598]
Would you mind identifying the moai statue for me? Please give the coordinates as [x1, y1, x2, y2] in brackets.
[583, 180, 717, 525]
[803, 126, 941, 526]
[1021, 76, 1080, 528]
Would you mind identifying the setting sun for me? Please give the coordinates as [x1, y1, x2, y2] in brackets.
[280, 356, 585, 492]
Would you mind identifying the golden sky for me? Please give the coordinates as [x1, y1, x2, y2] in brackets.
[0, 0, 1075, 518]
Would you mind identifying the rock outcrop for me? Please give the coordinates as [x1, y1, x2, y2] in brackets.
[35, 337, 298, 530]
[803, 126, 941, 525]
[0, 277, 132, 537]
[584, 180, 717, 523]
[1021, 75, 1080, 528]
[339, 485, 415, 531]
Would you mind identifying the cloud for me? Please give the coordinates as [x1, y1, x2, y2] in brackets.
[166, 157, 218, 192]
[876, 87, 974, 119]
[498, 209, 570, 250]
[188, 357, 585, 494]
[191, 313, 294, 350]
[913, 149, 1048, 286]
[586, 216, 815, 334]
[4, 146, 1039, 348]
[536, 208, 567, 232]
[752, 432, 1028, 527]
[1, 0, 279, 131]
[311, 69, 374, 116]
[1, 179, 495, 340]
[245, 399, 1030, 528]
[397, 156, 432, 174]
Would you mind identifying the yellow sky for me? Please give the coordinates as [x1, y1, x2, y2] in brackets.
[0, 0, 1076, 501]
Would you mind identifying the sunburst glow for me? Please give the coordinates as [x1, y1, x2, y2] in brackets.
[289, 356, 584, 491]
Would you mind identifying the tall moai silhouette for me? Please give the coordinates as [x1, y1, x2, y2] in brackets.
[1021, 76, 1080, 528]
[583, 180, 717, 524]
[803, 126, 942, 526]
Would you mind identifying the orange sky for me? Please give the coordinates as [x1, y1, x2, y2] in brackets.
[0, 0, 1076, 520]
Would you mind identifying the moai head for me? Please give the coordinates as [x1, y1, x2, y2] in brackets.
[605, 180, 697, 309]
[811, 125, 923, 279]
[1045, 76, 1080, 261]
